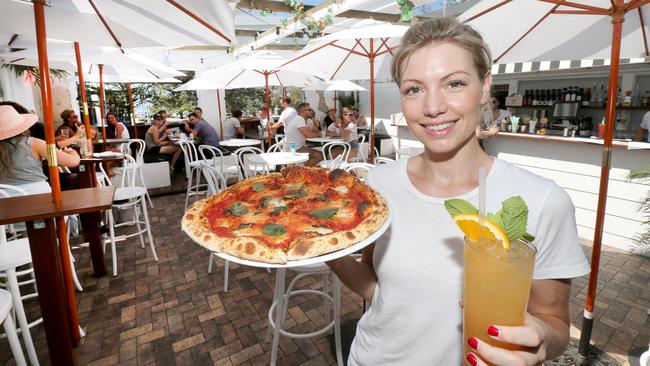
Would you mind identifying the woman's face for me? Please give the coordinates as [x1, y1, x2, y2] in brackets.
[107, 114, 117, 125]
[398, 42, 491, 155]
[341, 110, 355, 125]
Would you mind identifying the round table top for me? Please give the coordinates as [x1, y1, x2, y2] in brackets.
[306, 137, 343, 143]
[81, 152, 125, 162]
[219, 139, 262, 147]
[248, 152, 309, 165]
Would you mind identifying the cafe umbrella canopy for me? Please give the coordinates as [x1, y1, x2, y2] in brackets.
[458, 0, 650, 359]
[279, 21, 409, 161]
[177, 51, 323, 147]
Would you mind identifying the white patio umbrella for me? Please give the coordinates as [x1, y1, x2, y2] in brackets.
[0, 0, 235, 47]
[303, 80, 366, 115]
[280, 21, 409, 160]
[181, 51, 324, 146]
[459, 0, 650, 358]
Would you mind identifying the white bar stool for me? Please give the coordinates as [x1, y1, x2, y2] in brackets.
[267, 264, 344, 366]
[0, 289, 27, 366]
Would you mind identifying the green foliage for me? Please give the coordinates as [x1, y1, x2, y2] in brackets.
[225, 86, 304, 115]
[627, 164, 650, 255]
[1, 64, 69, 87]
[337, 92, 356, 109]
[396, 0, 415, 21]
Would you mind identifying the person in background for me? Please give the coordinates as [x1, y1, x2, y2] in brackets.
[489, 96, 510, 127]
[56, 109, 81, 141]
[633, 111, 649, 142]
[476, 96, 503, 145]
[223, 110, 244, 140]
[326, 18, 589, 366]
[106, 112, 130, 139]
[306, 107, 319, 132]
[188, 112, 220, 147]
[323, 107, 338, 128]
[157, 109, 168, 135]
[0, 101, 45, 139]
[327, 106, 359, 158]
[270, 96, 297, 133]
[258, 106, 269, 129]
[0, 105, 80, 195]
[286, 103, 322, 165]
[354, 107, 368, 128]
[145, 113, 181, 169]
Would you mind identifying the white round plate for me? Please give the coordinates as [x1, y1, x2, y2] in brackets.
[212, 203, 392, 268]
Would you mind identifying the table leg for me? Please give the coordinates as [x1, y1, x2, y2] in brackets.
[26, 218, 78, 365]
[79, 212, 107, 277]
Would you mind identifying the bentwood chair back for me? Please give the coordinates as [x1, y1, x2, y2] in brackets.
[124, 139, 152, 208]
[322, 141, 351, 164]
[199, 163, 231, 292]
[235, 146, 268, 179]
[198, 145, 241, 182]
[344, 162, 375, 181]
[0, 185, 40, 365]
[179, 140, 208, 209]
[268, 140, 287, 153]
[374, 156, 395, 165]
[0, 289, 27, 366]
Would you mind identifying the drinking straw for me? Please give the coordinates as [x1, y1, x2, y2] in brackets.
[478, 167, 487, 228]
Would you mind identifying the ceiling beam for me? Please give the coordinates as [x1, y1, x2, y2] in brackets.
[237, 0, 314, 13]
[172, 44, 302, 51]
[337, 9, 402, 22]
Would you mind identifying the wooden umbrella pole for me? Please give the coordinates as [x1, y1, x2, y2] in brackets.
[578, 1, 625, 358]
[265, 73, 272, 149]
[99, 64, 107, 149]
[217, 89, 224, 139]
[34, 0, 81, 351]
[128, 83, 137, 138]
[369, 38, 375, 162]
[73, 42, 93, 155]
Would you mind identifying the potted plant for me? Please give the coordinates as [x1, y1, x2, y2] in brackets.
[628, 164, 650, 257]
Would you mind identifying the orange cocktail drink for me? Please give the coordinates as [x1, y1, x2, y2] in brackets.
[463, 237, 536, 363]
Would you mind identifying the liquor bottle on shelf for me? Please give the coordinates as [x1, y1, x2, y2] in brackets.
[616, 88, 622, 106]
[623, 91, 632, 107]
[582, 88, 591, 107]
[632, 86, 641, 107]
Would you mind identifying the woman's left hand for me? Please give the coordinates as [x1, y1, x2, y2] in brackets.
[466, 313, 549, 366]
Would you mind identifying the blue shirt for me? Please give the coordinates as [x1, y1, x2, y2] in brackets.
[194, 120, 220, 147]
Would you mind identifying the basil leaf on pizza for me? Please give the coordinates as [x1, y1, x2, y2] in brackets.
[181, 166, 389, 264]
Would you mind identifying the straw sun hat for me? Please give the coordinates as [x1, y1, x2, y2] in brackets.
[0, 105, 38, 140]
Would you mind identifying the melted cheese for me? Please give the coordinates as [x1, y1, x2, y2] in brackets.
[334, 185, 349, 194]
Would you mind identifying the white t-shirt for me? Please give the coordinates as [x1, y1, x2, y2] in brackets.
[640, 111, 650, 142]
[348, 157, 590, 366]
[278, 107, 297, 125]
[285, 115, 308, 148]
[223, 117, 241, 140]
[327, 122, 357, 143]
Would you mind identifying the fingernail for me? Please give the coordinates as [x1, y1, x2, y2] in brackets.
[467, 337, 478, 350]
[466, 353, 478, 366]
[487, 325, 499, 337]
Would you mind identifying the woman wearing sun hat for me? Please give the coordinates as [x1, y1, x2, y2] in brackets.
[0, 105, 81, 195]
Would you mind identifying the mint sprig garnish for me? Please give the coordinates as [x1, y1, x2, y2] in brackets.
[443, 196, 535, 242]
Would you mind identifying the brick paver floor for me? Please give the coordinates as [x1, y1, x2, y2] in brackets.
[0, 192, 648, 365]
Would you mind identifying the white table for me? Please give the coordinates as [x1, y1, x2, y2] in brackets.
[219, 139, 262, 148]
[248, 152, 309, 165]
[306, 137, 343, 144]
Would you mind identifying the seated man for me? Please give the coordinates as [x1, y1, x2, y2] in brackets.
[188, 112, 220, 147]
[327, 106, 359, 159]
[223, 110, 244, 140]
[287, 103, 322, 166]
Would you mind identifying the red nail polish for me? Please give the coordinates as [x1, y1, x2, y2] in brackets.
[487, 325, 499, 337]
[467, 337, 478, 350]
[466, 353, 478, 366]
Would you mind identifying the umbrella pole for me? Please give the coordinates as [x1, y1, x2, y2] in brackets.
[73, 42, 94, 155]
[99, 64, 107, 149]
[265, 73, 272, 149]
[34, 0, 81, 354]
[369, 39, 375, 162]
[128, 83, 137, 139]
[217, 89, 224, 139]
[578, 2, 624, 358]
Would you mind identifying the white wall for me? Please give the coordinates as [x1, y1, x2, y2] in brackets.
[0, 68, 36, 112]
[197, 89, 226, 138]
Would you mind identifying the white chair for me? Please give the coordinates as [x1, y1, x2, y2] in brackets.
[199, 163, 231, 292]
[357, 134, 366, 144]
[274, 134, 285, 144]
[0, 186, 39, 366]
[344, 162, 375, 181]
[318, 141, 351, 170]
[105, 155, 159, 277]
[0, 289, 27, 366]
[267, 265, 343, 366]
[123, 139, 153, 208]
[268, 140, 286, 153]
[374, 156, 395, 165]
[235, 146, 268, 179]
[198, 145, 241, 183]
[178, 140, 208, 210]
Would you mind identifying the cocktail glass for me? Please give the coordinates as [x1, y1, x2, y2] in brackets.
[463, 237, 536, 365]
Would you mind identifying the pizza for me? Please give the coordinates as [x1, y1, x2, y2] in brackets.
[181, 166, 389, 264]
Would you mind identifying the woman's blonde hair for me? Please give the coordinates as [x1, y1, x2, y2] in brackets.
[391, 17, 492, 85]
